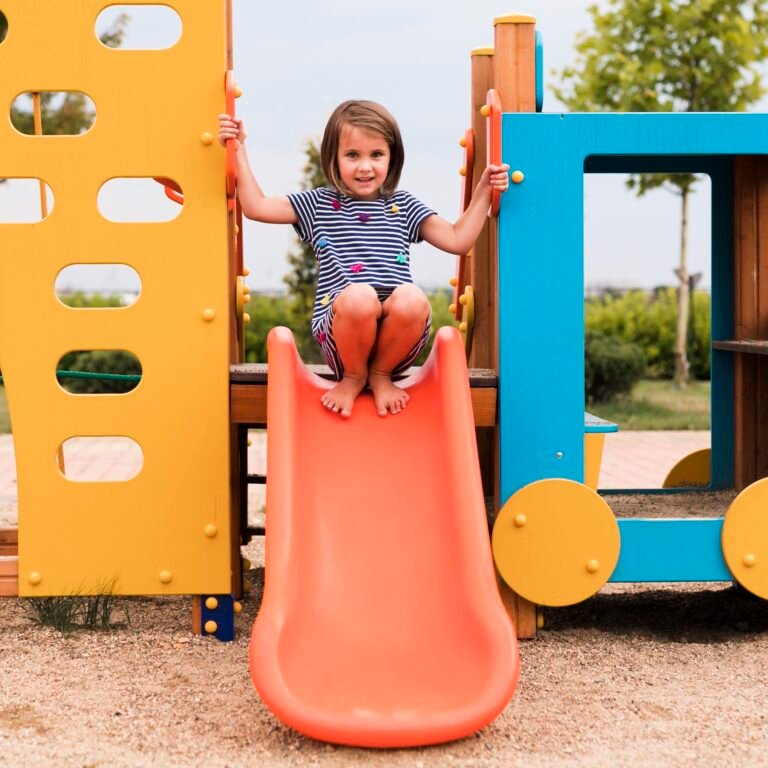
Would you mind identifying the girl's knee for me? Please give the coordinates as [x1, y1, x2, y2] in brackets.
[334, 284, 381, 322]
[387, 285, 431, 324]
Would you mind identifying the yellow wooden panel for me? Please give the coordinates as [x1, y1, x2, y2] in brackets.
[0, 1, 233, 596]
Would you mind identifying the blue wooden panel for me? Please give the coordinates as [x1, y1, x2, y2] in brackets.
[610, 519, 731, 582]
[498, 113, 747, 501]
[535, 31, 543, 112]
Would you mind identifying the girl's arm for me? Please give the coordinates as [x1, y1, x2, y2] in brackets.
[218, 114, 297, 224]
[418, 164, 510, 255]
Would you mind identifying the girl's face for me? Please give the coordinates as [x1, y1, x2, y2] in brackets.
[336, 124, 390, 200]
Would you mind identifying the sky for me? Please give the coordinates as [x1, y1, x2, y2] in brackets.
[1, 1, 721, 294]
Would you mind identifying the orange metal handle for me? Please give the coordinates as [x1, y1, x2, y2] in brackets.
[225, 70, 236, 198]
[486, 89, 502, 218]
[153, 177, 184, 205]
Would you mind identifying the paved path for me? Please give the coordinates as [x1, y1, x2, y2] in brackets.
[0, 430, 710, 526]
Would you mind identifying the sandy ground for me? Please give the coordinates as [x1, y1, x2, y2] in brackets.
[2, 491, 767, 767]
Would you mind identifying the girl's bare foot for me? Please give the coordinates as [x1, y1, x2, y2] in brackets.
[321, 374, 367, 418]
[368, 370, 410, 416]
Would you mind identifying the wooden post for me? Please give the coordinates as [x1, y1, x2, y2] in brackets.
[733, 156, 768, 488]
[469, 48, 498, 506]
[489, 14, 538, 638]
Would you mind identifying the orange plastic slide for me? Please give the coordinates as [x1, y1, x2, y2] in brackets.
[249, 326, 519, 748]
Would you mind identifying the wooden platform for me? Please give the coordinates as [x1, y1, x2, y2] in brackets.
[230, 364, 498, 427]
[0, 529, 18, 596]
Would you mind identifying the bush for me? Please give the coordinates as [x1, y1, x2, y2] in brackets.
[585, 331, 645, 404]
[585, 288, 710, 380]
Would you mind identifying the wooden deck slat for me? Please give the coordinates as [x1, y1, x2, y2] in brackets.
[230, 381, 497, 427]
[0, 529, 18, 557]
[230, 363, 497, 387]
[0, 556, 19, 596]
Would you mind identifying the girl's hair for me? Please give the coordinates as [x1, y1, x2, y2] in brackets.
[321, 100, 404, 198]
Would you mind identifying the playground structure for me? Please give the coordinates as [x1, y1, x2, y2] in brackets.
[2, 0, 768, 749]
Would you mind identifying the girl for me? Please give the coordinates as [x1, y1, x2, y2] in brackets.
[218, 100, 509, 418]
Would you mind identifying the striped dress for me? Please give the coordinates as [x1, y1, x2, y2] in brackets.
[287, 187, 435, 339]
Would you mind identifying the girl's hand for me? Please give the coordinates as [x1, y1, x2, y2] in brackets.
[218, 113, 246, 148]
[478, 163, 510, 195]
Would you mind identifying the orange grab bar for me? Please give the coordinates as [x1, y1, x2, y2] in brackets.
[153, 177, 184, 205]
[486, 89, 502, 218]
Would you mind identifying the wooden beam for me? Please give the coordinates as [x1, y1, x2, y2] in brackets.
[0, 528, 18, 557]
[231, 383, 496, 427]
[0, 556, 19, 597]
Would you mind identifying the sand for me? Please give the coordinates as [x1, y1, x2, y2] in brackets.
[1, 493, 767, 767]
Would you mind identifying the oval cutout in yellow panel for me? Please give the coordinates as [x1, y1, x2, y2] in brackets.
[98, 177, 183, 223]
[59, 437, 143, 482]
[0, 178, 54, 222]
[10, 91, 96, 136]
[55, 264, 141, 306]
[0, 11, 8, 45]
[96, 5, 182, 49]
[56, 350, 142, 395]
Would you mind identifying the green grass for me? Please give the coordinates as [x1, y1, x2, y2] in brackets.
[0, 386, 9, 434]
[27, 579, 129, 633]
[593, 379, 710, 430]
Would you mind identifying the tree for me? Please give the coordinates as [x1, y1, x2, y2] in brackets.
[283, 140, 327, 362]
[553, 0, 768, 386]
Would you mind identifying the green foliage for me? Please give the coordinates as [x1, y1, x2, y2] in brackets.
[585, 289, 710, 379]
[0, 386, 9, 434]
[243, 295, 294, 363]
[58, 292, 124, 309]
[554, 0, 768, 198]
[28, 580, 128, 632]
[585, 331, 645, 403]
[57, 351, 142, 394]
[593, 379, 711, 429]
[54, 294, 140, 393]
[415, 289, 458, 365]
[283, 140, 326, 363]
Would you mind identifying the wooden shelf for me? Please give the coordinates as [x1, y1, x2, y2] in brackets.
[713, 340, 768, 355]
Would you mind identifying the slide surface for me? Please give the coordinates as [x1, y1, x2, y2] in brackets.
[250, 326, 519, 748]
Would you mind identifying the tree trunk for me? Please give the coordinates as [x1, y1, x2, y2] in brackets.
[674, 188, 690, 388]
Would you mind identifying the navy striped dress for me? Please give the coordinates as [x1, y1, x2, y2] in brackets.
[287, 187, 435, 338]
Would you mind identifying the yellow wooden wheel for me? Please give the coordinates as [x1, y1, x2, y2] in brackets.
[492, 479, 620, 607]
[722, 478, 768, 599]
[663, 448, 711, 488]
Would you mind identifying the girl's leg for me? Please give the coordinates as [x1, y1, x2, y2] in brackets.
[368, 284, 431, 416]
[322, 283, 381, 417]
